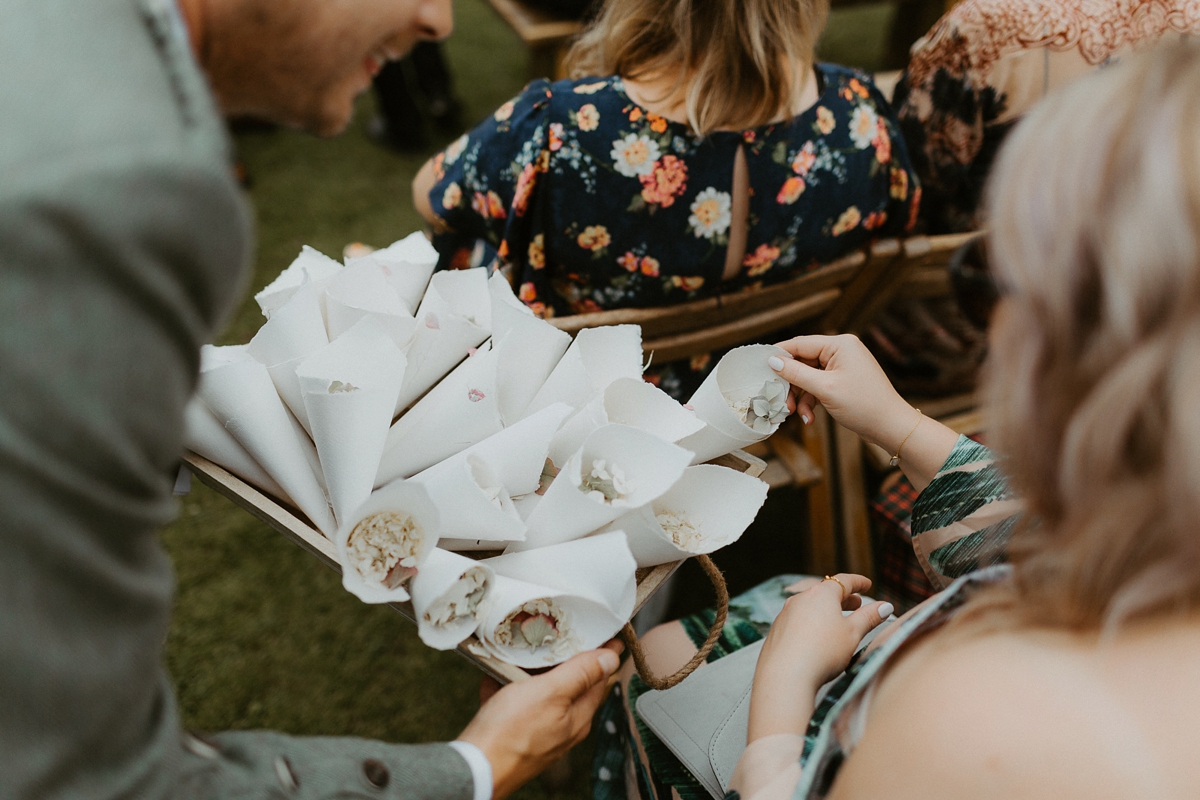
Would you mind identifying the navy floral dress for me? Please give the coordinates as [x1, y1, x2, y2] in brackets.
[427, 64, 919, 394]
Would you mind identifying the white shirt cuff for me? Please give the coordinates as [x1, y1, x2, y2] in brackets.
[448, 741, 493, 800]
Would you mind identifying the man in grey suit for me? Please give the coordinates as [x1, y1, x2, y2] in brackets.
[0, 0, 620, 798]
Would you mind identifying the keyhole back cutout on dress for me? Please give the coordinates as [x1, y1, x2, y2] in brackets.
[622, 69, 819, 283]
[722, 145, 751, 282]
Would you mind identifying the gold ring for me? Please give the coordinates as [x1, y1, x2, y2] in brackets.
[823, 575, 848, 599]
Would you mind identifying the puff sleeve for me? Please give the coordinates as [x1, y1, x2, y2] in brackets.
[428, 80, 553, 281]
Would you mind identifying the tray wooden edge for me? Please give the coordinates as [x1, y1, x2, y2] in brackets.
[182, 451, 530, 683]
[181, 448, 762, 683]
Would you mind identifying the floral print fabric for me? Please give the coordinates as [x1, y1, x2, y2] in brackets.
[428, 65, 919, 322]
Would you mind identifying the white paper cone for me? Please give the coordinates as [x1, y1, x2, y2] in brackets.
[198, 345, 336, 534]
[676, 344, 792, 464]
[512, 492, 543, 521]
[393, 270, 493, 412]
[438, 539, 511, 551]
[182, 397, 287, 500]
[523, 325, 644, 416]
[376, 343, 503, 484]
[246, 285, 329, 437]
[601, 464, 769, 567]
[514, 424, 693, 550]
[255, 245, 342, 319]
[324, 260, 419, 352]
[475, 531, 636, 667]
[414, 403, 574, 496]
[337, 478, 439, 603]
[605, 377, 706, 440]
[413, 454, 526, 544]
[393, 315, 489, 413]
[547, 393, 609, 468]
[489, 271, 534, 342]
[368, 232, 439, 313]
[494, 314, 571, 426]
[409, 548, 496, 650]
[548, 377, 704, 466]
[297, 317, 407, 526]
[420, 268, 492, 329]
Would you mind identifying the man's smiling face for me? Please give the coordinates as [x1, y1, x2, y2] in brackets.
[198, 0, 453, 136]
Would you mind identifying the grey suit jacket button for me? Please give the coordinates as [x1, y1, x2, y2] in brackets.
[275, 756, 300, 794]
[363, 759, 390, 789]
[182, 732, 221, 760]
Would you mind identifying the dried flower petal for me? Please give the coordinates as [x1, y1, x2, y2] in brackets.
[347, 512, 424, 589]
[495, 598, 579, 657]
[579, 458, 635, 503]
[519, 614, 557, 646]
[328, 380, 359, 394]
[384, 561, 418, 588]
[657, 509, 703, 551]
[424, 567, 489, 626]
[729, 378, 790, 432]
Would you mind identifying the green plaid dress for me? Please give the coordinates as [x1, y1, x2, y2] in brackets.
[591, 436, 1020, 800]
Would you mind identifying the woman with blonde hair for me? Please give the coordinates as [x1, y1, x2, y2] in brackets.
[414, 0, 918, 396]
[607, 41, 1200, 799]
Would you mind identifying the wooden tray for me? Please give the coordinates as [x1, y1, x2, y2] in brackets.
[181, 448, 767, 684]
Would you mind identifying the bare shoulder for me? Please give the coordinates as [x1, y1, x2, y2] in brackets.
[827, 631, 1143, 800]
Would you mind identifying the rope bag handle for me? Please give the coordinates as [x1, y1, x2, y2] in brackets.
[619, 555, 729, 691]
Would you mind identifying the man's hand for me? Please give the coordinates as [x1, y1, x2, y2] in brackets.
[456, 644, 621, 799]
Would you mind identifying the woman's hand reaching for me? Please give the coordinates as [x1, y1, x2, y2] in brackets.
[768, 334, 961, 491]
[748, 574, 892, 742]
[768, 335, 913, 451]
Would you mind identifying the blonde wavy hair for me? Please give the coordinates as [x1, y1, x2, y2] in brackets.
[975, 41, 1200, 632]
[564, 0, 829, 137]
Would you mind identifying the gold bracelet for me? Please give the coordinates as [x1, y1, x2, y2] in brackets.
[889, 411, 922, 467]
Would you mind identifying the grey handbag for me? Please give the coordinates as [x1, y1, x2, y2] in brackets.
[635, 618, 892, 799]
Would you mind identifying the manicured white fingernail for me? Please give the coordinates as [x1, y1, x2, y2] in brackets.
[768, 356, 784, 371]
[877, 602, 894, 620]
[598, 650, 620, 673]
[801, 414, 810, 425]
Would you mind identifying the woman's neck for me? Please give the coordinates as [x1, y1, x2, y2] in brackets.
[621, 62, 820, 130]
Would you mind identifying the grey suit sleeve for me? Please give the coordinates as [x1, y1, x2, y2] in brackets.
[180, 732, 475, 799]
[0, 149, 475, 800]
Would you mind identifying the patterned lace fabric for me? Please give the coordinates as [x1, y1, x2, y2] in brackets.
[895, 0, 1200, 232]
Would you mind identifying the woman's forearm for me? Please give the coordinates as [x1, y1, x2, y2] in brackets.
[881, 412, 961, 493]
[727, 733, 806, 800]
[747, 673, 818, 742]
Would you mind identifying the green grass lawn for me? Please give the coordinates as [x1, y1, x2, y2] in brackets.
[162, 2, 893, 797]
